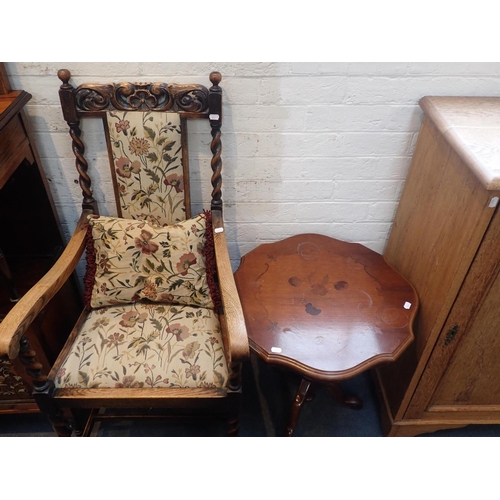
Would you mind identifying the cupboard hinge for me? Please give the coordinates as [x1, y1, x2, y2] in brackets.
[444, 324, 459, 346]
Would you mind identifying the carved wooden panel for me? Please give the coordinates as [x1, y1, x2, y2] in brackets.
[74, 82, 210, 114]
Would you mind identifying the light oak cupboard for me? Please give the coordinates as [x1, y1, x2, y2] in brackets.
[374, 96, 500, 437]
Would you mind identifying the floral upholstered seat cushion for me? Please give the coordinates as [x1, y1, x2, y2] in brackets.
[105, 111, 186, 226]
[54, 303, 228, 389]
[85, 213, 218, 310]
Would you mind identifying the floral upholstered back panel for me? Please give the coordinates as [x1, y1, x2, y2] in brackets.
[105, 111, 187, 226]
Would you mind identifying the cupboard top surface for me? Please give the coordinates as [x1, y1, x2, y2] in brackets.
[0, 91, 31, 130]
[420, 96, 500, 191]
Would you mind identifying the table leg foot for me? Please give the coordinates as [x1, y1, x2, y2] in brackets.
[285, 378, 312, 436]
[325, 382, 363, 410]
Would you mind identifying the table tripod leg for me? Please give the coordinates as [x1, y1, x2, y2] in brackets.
[285, 378, 312, 436]
[325, 382, 363, 410]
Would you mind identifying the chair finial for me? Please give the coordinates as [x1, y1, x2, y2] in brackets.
[209, 71, 222, 87]
[58, 69, 71, 85]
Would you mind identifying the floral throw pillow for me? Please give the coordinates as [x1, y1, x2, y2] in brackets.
[84, 212, 220, 310]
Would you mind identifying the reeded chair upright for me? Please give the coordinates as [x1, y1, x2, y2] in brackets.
[0, 69, 249, 436]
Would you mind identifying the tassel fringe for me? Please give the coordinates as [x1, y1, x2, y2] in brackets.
[202, 209, 222, 310]
[83, 220, 97, 311]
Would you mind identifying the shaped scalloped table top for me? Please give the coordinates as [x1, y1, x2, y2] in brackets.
[420, 96, 500, 191]
[234, 234, 418, 381]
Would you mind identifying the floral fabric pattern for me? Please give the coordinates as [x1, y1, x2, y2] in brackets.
[105, 111, 186, 226]
[54, 303, 228, 389]
[86, 214, 214, 309]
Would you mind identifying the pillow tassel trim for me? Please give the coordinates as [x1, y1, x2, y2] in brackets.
[202, 209, 223, 310]
[83, 217, 98, 311]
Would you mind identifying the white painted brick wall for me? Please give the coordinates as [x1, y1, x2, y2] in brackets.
[5, 62, 500, 275]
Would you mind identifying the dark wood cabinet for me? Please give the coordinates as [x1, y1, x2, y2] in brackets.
[0, 63, 82, 414]
[374, 96, 500, 436]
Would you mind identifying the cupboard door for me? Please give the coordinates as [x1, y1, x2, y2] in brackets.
[405, 206, 500, 418]
[431, 269, 500, 408]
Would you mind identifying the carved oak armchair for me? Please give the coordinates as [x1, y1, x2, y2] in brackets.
[0, 70, 249, 436]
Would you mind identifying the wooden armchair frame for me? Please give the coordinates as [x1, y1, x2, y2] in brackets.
[0, 70, 249, 436]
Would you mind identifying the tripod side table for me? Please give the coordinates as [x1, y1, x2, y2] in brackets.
[234, 234, 418, 436]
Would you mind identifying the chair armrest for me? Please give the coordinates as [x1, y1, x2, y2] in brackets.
[0, 212, 89, 359]
[212, 211, 249, 363]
